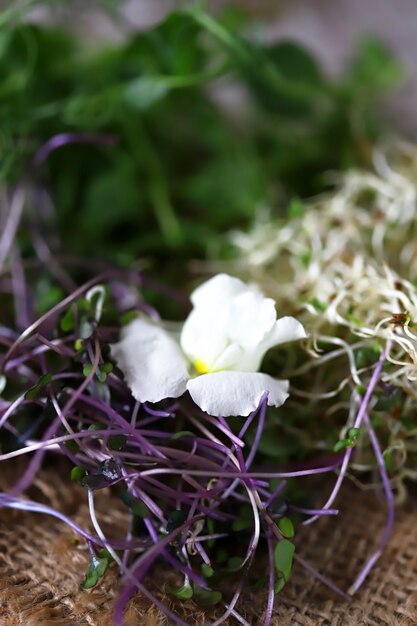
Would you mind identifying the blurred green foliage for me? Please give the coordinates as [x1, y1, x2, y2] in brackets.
[0, 5, 401, 272]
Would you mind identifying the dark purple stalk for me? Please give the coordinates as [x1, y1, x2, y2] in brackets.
[303, 351, 386, 526]
[114, 516, 204, 626]
[1, 271, 118, 370]
[293, 554, 351, 601]
[32, 133, 117, 169]
[263, 527, 275, 626]
[288, 504, 339, 517]
[264, 480, 286, 509]
[0, 494, 142, 549]
[348, 409, 394, 595]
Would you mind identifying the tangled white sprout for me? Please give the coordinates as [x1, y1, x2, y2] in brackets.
[226, 142, 417, 495]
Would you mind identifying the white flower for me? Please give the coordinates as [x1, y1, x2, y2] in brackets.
[111, 274, 307, 417]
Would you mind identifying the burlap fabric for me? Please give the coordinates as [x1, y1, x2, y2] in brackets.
[0, 460, 416, 626]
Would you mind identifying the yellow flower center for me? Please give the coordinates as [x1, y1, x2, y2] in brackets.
[194, 359, 210, 374]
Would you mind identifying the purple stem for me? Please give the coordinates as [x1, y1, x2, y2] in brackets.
[264, 480, 287, 509]
[32, 133, 117, 169]
[348, 410, 395, 595]
[288, 504, 338, 516]
[245, 393, 268, 470]
[294, 554, 351, 601]
[114, 516, 204, 626]
[0, 494, 140, 549]
[117, 580, 192, 626]
[303, 351, 386, 526]
[263, 527, 275, 626]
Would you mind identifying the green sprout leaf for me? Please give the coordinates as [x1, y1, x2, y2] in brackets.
[374, 387, 402, 411]
[333, 427, 361, 452]
[124, 76, 169, 111]
[277, 517, 295, 539]
[81, 555, 109, 590]
[274, 539, 295, 592]
[71, 465, 87, 485]
[119, 490, 150, 518]
[166, 581, 193, 600]
[288, 197, 304, 219]
[25, 373, 53, 400]
[79, 316, 96, 340]
[108, 434, 127, 450]
[60, 306, 75, 332]
[225, 556, 244, 572]
[201, 564, 214, 578]
[193, 584, 222, 607]
[83, 363, 93, 377]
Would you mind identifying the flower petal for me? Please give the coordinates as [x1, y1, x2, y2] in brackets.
[182, 273, 277, 370]
[237, 316, 308, 372]
[180, 306, 230, 371]
[262, 316, 308, 350]
[111, 318, 189, 403]
[187, 371, 289, 417]
[190, 274, 246, 308]
[228, 290, 277, 348]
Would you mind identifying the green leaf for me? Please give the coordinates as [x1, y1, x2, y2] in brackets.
[226, 556, 244, 572]
[172, 430, 195, 440]
[274, 539, 295, 584]
[253, 576, 266, 590]
[25, 373, 53, 400]
[83, 364, 93, 377]
[81, 555, 109, 590]
[349, 38, 402, 92]
[309, 298, 327, 313]
[60, 307, 75, 332]
[383, 448, 392, 472]
[166, 510, 188, 533]
[166, 581, 193, 600]
[121, 311, 138, 326]
[201, 564, 214, 578]
[193, 584, 222, 607]
[347, 427, 360, 441]
[108, 434, 127, 450]
[277, 517, 294, 539]
[274, 576, 286, 594]
[124, 76, 168, 111]
[334, 427, 361, 452]
[288, 197, 304, 219]
[65, 439, 80, 454]
[355, 348, 378, 369]
[71, 466, 87, 485]
[120, 490, 150, 518]
[374, 388, 402, 411]
[333, 438, 350, 453]
[0, 375, 6, 395]
[232, 504, 253, 531]
[79, 316, 95, 340]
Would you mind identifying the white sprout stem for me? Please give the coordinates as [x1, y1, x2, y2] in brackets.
[86, 285, 106, 323]
[0, 187, 25, 270]
[87, 488, 125, 573]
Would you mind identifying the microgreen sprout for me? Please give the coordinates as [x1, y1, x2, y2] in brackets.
[230, 144, 417, 501]
[0, 225, 348, 625]
[2, 130, 411, 625]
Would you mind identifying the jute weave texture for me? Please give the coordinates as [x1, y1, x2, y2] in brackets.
[0, 461, 416, 626]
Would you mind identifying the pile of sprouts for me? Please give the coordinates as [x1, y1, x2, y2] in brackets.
[229, 142, 417, 499]
[0, 136, 409, 625]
